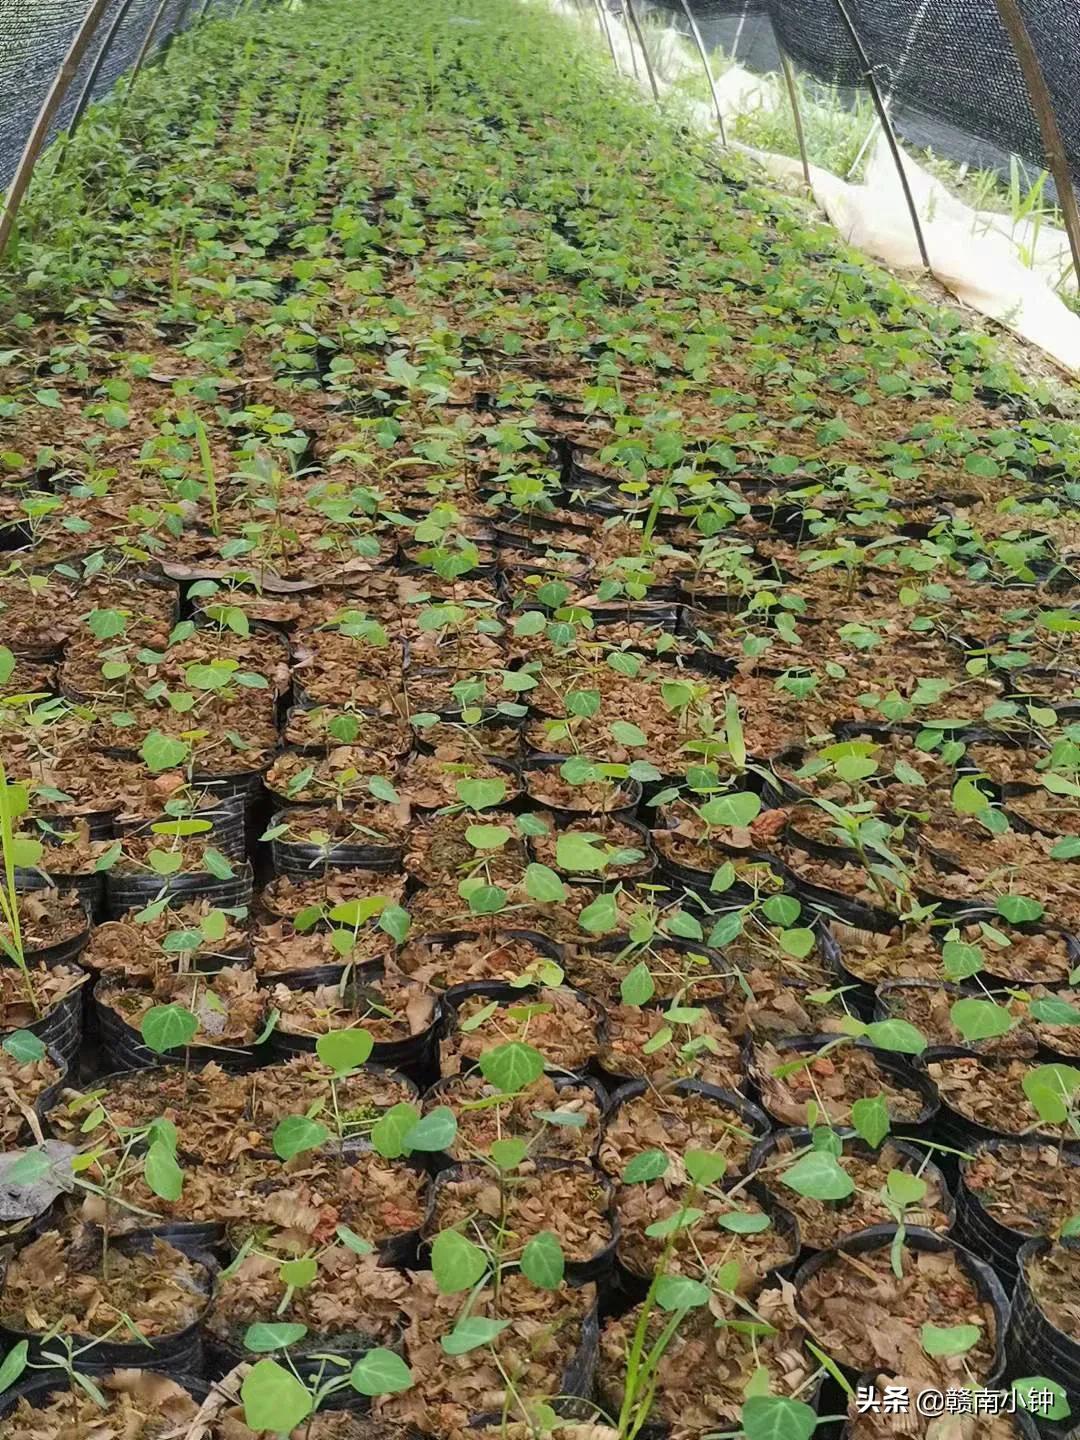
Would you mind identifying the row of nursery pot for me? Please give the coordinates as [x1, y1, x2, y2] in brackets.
[0, 1034, 1069, 1439]
[10, 862, 1080, 1163]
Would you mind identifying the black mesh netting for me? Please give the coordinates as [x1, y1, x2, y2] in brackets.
[642, 0, 1080, 182]
[0, 0, 234, 191]
[5, 0, 1080, 198]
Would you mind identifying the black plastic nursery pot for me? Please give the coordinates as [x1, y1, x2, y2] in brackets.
[564, 485, 682, 541]
[872, 978, 1038, 1058]
[253, 936, 396, 987]
[1009, 1237, 1080, 1420]
[317, 1064, 423, 1163]
[1007, 667, 1080, 719]
[113, 804, 247, 863]
[746, 1035, 941, 1139]
[613, 1174, 800, 1299]
[271, 827, 404, 878]
[920, 1045, 1080, 1166]
[401, 537, 500, 578]
[591, 1000, 744, 1096]
[205, 1319, 404, 1391]
[120, 1214, 226, 1259]
[651, 832, 791, 905]
[423, 1068, 610, 1172]
[194, 767, 267, 817]
[561, 446, 679, 521]
[521, 756, 643, 823]
[592, 1287, 826, 1440]
[674, 575, 754, 611]
[398, 928, 564, 1000]
[954, 1140, 1080, 1290]
[497, 554, 594, 596]
[283, 702, 415, 756]
[527, 811, 656, 887]
[747, 1127, 956, 1250]
[15, 868, 103, 919]
[218, 1148, 428, 1270]
[266, 965, 445, 1083]
[1006, 798, 1080, 853]
[0, 1370, 211, 1426]
[820, 915, 1068, 1019]
[679, 639, 744, 687]
[441, 979, 605, 1078]
[399, 682, 503, 729]
[20, 918, 91, 970]
[489, 508, 591, 550]
[913, 843, 1014, 922]
[412, 712, 522, 761]
[783, 812, 916, 872]
[570, 932, 737, 1007]
[423, 1157, 618, 1284]
[980, 924, 1080, 993]
[105, 861, 255, 919]
[30, 804, 118, 841]
[2, 898, 89, 1039]
[601, 1076, 773, 1183]
[455, 1288, 600, 1423]
[779, 851, 902, 934]
[794, 1225, 1011, 1388]
[585, 599, 682, 631]
[0, 1233, 214, 1373]
[4, 967, 89, 1072]
[91, 986, 269, 1074]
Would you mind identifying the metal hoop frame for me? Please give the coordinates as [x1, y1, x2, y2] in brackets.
[0, 0, 244, 262]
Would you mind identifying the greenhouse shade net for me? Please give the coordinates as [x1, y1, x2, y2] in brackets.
[643, 0, 1080, 182]
[0, 0, 233, 192]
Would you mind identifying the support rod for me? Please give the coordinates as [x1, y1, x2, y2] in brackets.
[992, 0, 1080, 285]
[624, 0, 659, 103]
[126, 0, 173, 97]
[778, 46, 811, 189]
[68, 0, 138, 141]
[622, 8, 641, 82]
[829, 0, 930, 270]
[162, 0, 196, 59]
[0, 0, 114, 259]
[592, 0, 621, 74]
[677, 0, 725, 144]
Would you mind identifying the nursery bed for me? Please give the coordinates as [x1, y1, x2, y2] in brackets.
[0, 0, 1078, 1436]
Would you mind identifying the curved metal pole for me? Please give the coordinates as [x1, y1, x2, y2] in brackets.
[677, 0, 725, 144]
[992, 0, 1080, 286]
[829, 0, 931, 270]
[842, 0, 930, 180]
[0, 0, 114, 259]
[161, 0, 196, 59]
[778, 47, 811, 189]
[621, 10, 641, 82]
[592, 0, 621, 74]
[125, 0, 173, 97]
[623, 0, 659, 102]
[68, 0, 138, 140]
